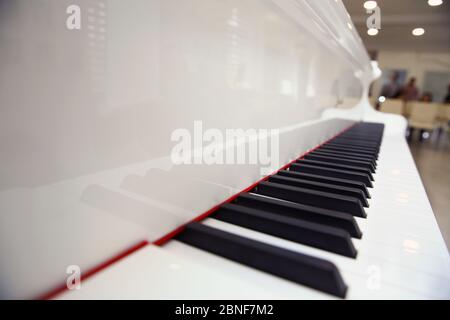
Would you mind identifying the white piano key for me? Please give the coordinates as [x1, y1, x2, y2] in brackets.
[166, 240, 423, 300]
[58, 244, 328, 300]
[353, 239, 450, 280]
[203, 218, 450, 299]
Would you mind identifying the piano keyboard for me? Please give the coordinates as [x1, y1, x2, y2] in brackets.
[174, 122, 383, 298]
[58, 122, 450, 300]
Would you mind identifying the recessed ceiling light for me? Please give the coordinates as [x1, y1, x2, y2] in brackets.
[367, 28, 379, 36]
[364, 1, 378, 10]
[428, 0, 443, 6]
[412, 28, 425, 36]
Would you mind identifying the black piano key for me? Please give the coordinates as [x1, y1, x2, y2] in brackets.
[342, 127, 383, 132]
[332, 134, 381, 143]
[296, 159, 374, 182]
[337, 139, 380, 145]
[349, 121, 384, 129]
[330, 142, 380, 151]
[256, 181, 367, 218]
[340, 132, 382, 139]
[311, 149, 377, 167]
[320, 145, 378, 159]
[268, 175, 369, 207]
[213, 203, 357, 258]
[330, 137, 381, 149]
[323, 143, 379, 159]
[289, 163, 373, 188]
[326, 142, 379, 153]
[235, 193, 362, 238]
[312, 149, 377, 166]
[321, 143, 379, 157]
[304, 154, 375, 173]
[332, 137, 382, 146]
[316, 144, 379, 158]
[334, 136, 382, 144]
[340, 130, 382, 136]
[176, 222, 348, 298]
[277, 170, 370, 199]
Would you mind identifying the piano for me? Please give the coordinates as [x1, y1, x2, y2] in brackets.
[0, 0, 449, 300]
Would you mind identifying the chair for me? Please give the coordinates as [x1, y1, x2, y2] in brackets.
[437, 104, 450, 124]
[408, 102, 441, 132]
[380, 99, 404, 115]
[437, 104, 450, 134]
[404, 102, 413, 118]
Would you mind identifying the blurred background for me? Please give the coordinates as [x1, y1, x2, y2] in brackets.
[343, 0, 450, 249]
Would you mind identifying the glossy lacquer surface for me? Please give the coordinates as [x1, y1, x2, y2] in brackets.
[0, 0, 365, 298]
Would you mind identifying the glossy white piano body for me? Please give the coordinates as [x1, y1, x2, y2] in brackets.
[0, 0, 449, 299]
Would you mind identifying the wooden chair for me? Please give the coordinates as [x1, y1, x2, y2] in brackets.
[437, 104, 450, 134]
[437, 104, 450, 124]
[380, 99, 404, 115]
[404, 102, 413, 118]
[408, 102, 441, 130]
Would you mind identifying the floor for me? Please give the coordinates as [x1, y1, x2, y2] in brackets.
[408, 129, 450, 251]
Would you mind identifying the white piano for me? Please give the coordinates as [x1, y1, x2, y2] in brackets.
[0, 0, 449, 300]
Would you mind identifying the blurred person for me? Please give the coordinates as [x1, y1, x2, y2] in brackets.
[375, 72, 401, 110]
[380, 71, 401, 99]
[401, 77, 419, 102]
[444, 84, 450, 104]
[420, 92, 433, 103]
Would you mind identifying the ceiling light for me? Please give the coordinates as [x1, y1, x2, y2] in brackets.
[364, 1, 378, 10]
[428, 0, 443, 6]
[412, 28, 425, 36]
[367, 28, 379, 36]
[347, 22, 353, 30]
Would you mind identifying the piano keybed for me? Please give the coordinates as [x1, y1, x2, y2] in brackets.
[174, 122, 385, 298]
[56, 120, 450, 300]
